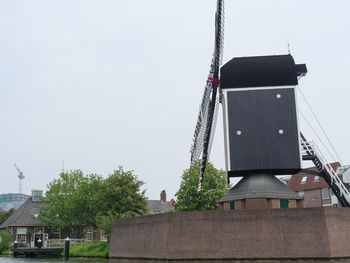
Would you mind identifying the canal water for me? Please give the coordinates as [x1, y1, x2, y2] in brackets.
[1, 257, 350, 263]
[0, 257, 109, 263]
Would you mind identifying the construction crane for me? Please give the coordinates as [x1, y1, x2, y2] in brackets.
[14, 163, 25, 194]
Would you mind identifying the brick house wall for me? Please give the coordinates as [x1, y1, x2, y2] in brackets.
[303, 189, 322, 207]
[288, 162, 340, 207]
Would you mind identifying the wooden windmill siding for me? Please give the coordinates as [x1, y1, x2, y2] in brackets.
[220, 54, 307, 179]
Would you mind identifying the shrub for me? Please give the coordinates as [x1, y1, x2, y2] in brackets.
[0, 231, 13, 254]
[69, 241, 109, 257]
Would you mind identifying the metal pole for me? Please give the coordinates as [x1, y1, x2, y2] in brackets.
[64, 237, 70, 260]
[37, 238, 42, 249]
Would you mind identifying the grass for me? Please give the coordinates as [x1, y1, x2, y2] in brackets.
[68, 241, 109, 258]
[0, 250, 11, 255]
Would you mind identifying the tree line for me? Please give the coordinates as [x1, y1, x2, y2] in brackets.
[37, 162, 228, 240]
[38, 166, 147, 240]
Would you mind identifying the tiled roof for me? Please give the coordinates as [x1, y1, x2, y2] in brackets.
[288, 162, 340, 192]
[0, 196, 174, 228]
[219, 174, 302, 202]
[0, 197, 46, 228]
[146, 200, 174, 215]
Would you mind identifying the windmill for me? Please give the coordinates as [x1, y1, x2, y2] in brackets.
[14, 163, 25, 194]
[190, 1, 350, 207]
[190, 0, 224, 188]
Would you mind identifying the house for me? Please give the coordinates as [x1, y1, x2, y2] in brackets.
[0, 190, 50, 246]
[146, 190, 174, 215]
[0, 189, 109, 245]
[288, 162, 341, 207]
[0, 189, 174, 246]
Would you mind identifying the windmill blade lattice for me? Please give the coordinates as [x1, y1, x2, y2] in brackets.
[190, 0, 225, 188]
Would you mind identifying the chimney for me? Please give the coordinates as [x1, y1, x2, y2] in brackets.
[160, 190, 166, 202]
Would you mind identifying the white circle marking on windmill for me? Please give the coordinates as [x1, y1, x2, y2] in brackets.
[279, 129, 284, 134]
[237, 130, 242, 135]
[276, 94, 281, 99]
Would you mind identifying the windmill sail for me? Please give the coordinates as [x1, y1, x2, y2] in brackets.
[190, 0, 225, 188]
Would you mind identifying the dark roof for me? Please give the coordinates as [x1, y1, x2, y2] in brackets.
[219, 174, 302, 202]
[0, 197, 46, 228]
[0, 197, 173, 227]
[220, 54, 307, 89]
[288, 162, 340, 191]
[146, 200, 174, 215]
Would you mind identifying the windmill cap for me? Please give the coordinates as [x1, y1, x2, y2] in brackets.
[220, 54, 307, 89]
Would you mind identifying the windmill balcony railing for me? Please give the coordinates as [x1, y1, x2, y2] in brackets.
[300, 139, 350, 205]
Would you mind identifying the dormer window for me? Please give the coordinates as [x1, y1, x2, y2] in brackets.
[301, 176, 307, 184]
[314, 175, 320, 181]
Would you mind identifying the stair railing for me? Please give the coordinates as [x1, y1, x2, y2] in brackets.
[300, 139, 350, 206]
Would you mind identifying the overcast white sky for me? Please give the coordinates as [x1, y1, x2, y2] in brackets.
[1, 0, 349, 200]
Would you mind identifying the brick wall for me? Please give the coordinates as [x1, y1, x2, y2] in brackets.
[303, 189, 322, 207]
[110, 208, 350, 259]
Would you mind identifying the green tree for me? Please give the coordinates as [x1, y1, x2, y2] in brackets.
[38, 167, 147, 241]
[175, 161, 229, 211]
[94, 166, 148, 240]
[38, 170, 103, 238]
[0, 231, 13, 254]
[0, 209, 14, 225]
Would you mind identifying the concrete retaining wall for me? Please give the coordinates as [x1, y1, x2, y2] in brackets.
[109, 208, 350, 260]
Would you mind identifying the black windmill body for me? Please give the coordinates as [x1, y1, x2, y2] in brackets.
[221, 54, 306, 178]
[190, 0, 350, 207]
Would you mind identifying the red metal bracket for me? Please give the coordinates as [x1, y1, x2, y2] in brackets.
[207, 77, 219, 88]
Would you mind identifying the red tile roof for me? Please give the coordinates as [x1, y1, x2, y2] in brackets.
[288, 162, 340, 191]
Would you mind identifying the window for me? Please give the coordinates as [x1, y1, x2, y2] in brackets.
[322, 187, 331, 200]
[301, 176, 307, 184]
[85, 228, 93, 241]
[314, 175, 320, 181]
[34, 227, 43, 234]
[17, 227, 27, 243]
[298, 191, 304, 199]
[17, 234, 26, 242]
[230, 201, 235, 210]
[100, 230, 108, 242]
[280, 200, 289, 208]
[312, 197, 319, 201]
[17, 227, 27, 235]
[49, 227, 60, 239]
